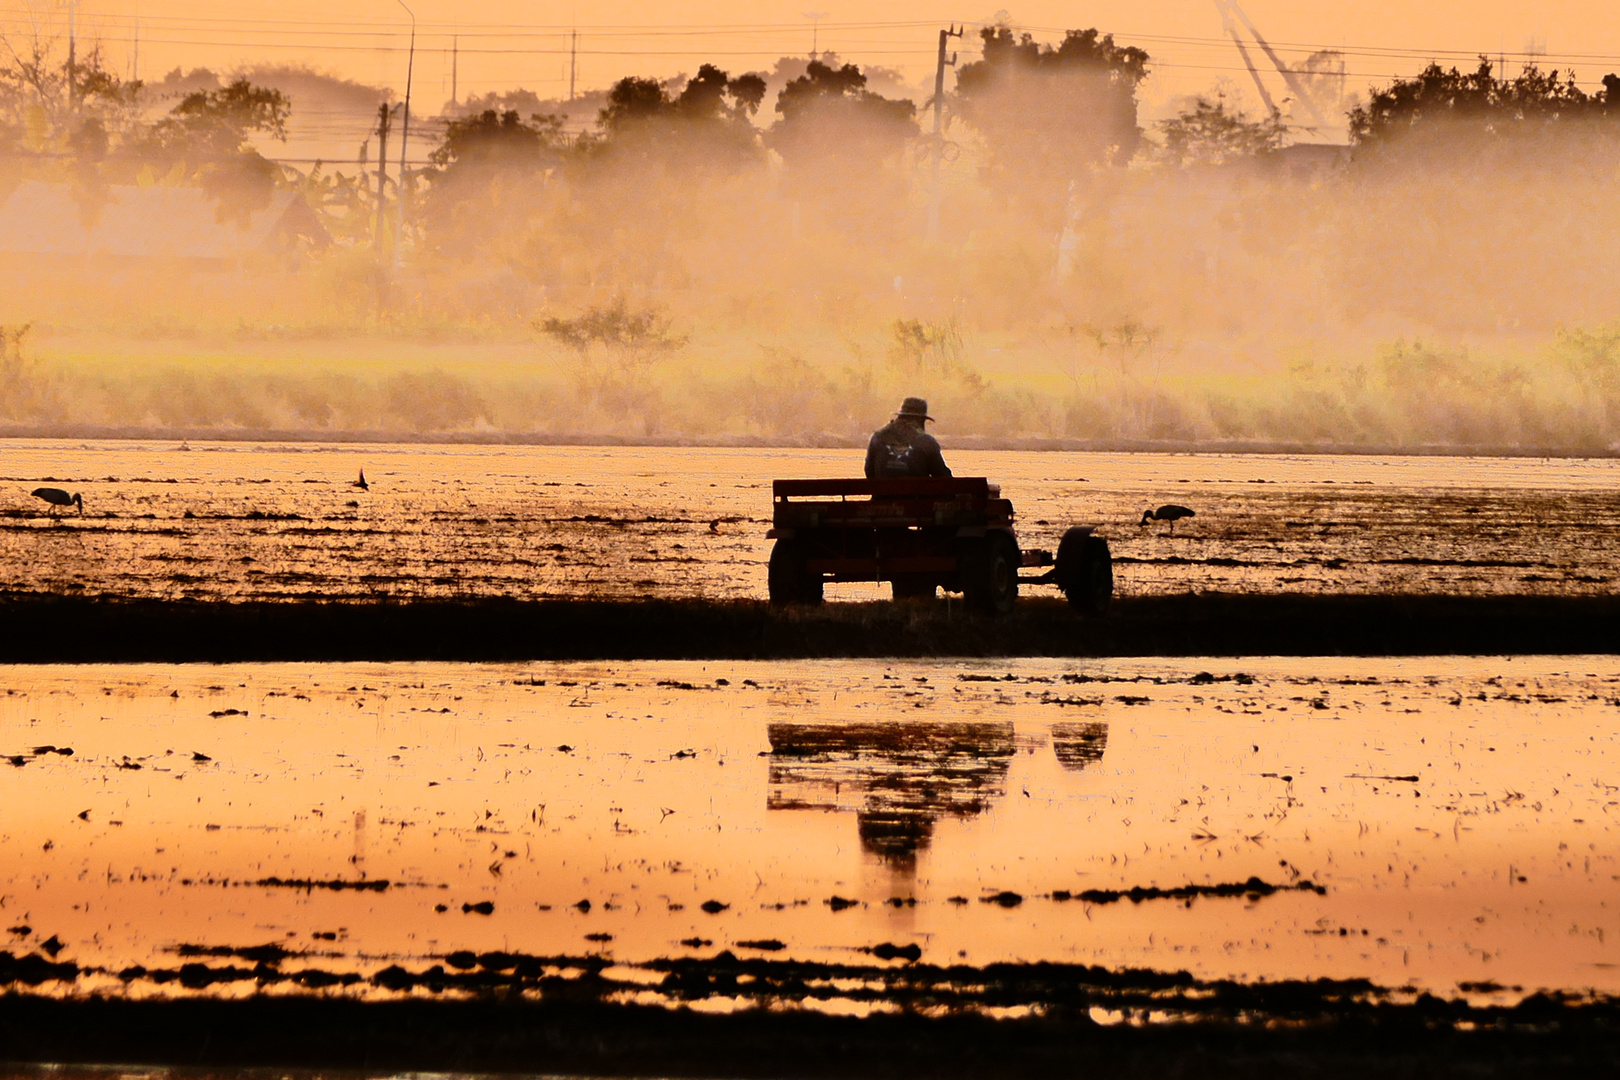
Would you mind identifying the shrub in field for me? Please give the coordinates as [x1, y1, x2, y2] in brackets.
[537, 297, 686, 434]
[0, 323, 42, 420]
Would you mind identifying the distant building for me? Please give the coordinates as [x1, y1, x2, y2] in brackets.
[0, 181, 329, 264]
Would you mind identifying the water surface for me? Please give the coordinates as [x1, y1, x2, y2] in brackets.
[3, 655, 1617, 1007]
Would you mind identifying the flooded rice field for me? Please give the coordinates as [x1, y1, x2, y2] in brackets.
[3, 439, 1620, 603]
[5, 655, 1619, 1012]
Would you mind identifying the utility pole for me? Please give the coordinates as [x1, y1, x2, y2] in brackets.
[451, 36, 458, 105]
[65, 1, 76, 109]
[569, 29, 577, 101]
[131, 20, 139, 82]
[373, 102, 392, 254]
[803, 12, 827, 61]
[927, 24, 962, 243]
[393, 0, 416, 271]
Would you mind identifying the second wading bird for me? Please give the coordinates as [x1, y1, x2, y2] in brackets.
[1140, 504, 1195, 532]
[31, 487, 83, 515]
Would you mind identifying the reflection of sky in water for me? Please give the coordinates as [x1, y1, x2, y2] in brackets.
[3, 655, 1620, 1003]
[4, 439, 1620, 602]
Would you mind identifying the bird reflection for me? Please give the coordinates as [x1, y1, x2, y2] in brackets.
[1051, 721, 1110, 772]
[767, 721, 1015, 869]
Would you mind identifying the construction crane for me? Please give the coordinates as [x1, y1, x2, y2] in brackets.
[1212, 0, 1333, 134]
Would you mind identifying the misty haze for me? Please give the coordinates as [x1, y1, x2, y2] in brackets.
[1, 19, 1618, 452]
[8, 6, 1620, 1077]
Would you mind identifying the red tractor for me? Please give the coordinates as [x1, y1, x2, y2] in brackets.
[765, 477, 1112, 615]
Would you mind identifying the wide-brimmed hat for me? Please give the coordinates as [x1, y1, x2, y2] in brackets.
[896, 397, 934, 421]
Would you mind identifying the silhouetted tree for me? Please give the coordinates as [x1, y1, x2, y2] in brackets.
[763, 60, 917, 236]
[0, 35, 141, 178]
[954, 25, 1149, 221]
[150, 78, 291, 153]
[770, 60, 916, 172]
[420, 109, 564, 253]
[136, 78, 292, 221]
[1157, 95, 1285, 168]
[431, 108, 561, 170]
[1350, 59, 1620, 156]
[451, 87, 551, 118]
[677, 63, 766, 122]
[595, 64, 765, 160]
[599, 76, 669, 131]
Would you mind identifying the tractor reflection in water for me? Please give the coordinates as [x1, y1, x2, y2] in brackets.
[767, 721, 1016, 870]
[766, 719, 1114, 872]
[1051, 722, 1110, 771]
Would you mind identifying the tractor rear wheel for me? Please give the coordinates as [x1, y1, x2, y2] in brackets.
[1056, 530, 1112, 616]
[960, 532, 1019, 615]
[768, 538, 823, 606]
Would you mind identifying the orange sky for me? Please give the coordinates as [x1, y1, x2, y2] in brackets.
[22, 1, 1620, 112]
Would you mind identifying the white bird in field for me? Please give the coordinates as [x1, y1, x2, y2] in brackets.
[1140, 504, 1195, 532]
[31, 487, 83, 515]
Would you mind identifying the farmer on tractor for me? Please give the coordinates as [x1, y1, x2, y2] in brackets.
[864, 397, 952, 479]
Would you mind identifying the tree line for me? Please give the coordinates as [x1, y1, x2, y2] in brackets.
[3, 24, 1619, 255]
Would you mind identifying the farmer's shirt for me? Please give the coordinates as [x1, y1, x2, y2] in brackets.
[864, 420, 952, 479]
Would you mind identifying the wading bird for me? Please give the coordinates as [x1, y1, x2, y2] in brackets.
[31, 487, 83, 515]
[1140, 504, 1195, 532]
[352, 470, 369, 491]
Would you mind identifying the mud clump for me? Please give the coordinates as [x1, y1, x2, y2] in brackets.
[869, 942, 923, 962]
[256, 877, 389, 892]
[175, 943, 292, 965]
[1070, 877, 1326, 905]
[0, 950, 79, 985]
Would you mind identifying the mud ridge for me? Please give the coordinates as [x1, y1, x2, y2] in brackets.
[3, 592, 1620, 661]
[2, 979, 1620, 1078]
[1059, 877, 1327, 905]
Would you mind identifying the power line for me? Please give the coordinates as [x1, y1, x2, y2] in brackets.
[4, 11, 1616, 99]
[8, 9, 1619, 64]
[29, 12, 1608, 68]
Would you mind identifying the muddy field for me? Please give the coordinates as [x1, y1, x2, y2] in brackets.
[4, 655, 1618, 1013]
[6, 440, 1620, 1074]
[4, 440, 1620, 603]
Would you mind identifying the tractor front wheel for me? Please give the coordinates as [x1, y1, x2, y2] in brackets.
[1057, 529, 1112, 616]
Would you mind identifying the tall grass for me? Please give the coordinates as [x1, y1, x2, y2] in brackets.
[6, 321, 1619, 451]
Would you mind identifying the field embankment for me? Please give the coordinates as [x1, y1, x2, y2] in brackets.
[1, 983, 1617, 1079]
[4, 593, 1619, 662]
